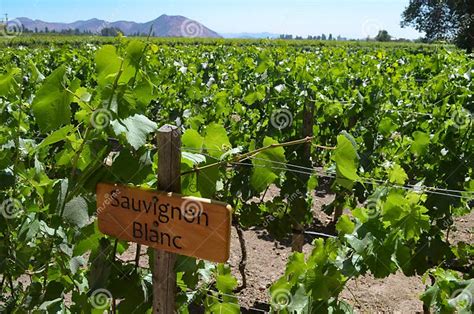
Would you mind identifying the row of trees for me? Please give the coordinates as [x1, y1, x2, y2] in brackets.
[18, 26, 157, 37]
[279, 34, 348, 41]
[279, 31, 392, 42]
[20, 26, 128, 37]
[23, 27, 95, 35]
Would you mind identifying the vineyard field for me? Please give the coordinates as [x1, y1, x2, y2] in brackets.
[0, 37, 473, 313]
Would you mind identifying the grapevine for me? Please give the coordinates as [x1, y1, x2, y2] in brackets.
[0, 37, 472, 313]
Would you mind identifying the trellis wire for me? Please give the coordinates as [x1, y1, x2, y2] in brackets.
[183, 147, 472, 200]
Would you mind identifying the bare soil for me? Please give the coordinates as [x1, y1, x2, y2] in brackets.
[224, 191, 473, 313]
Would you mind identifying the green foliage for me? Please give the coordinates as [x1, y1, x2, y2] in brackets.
[0, 37, 472, 313]
[334, 133, 359, 189]
[401, 0, 474, 51]
[375, 30, 392, 42]
[111, 114, 157, 150]
[31, 66, 72, 133]
[250, 137, 287, 192]
[270, 239, 350, 313]
[421, 268, 474, 313]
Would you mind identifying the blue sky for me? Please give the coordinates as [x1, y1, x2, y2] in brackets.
[0, 0, 422, 39]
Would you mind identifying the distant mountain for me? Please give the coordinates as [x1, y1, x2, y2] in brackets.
[16, 15, 221, 38]
[221, 32, 280, 39]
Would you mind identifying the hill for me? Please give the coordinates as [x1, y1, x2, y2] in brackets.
[16, 14, 221, 38]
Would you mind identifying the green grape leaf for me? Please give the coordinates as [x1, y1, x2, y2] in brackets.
[244, 89, 265, 105]
[182, 152, 206, 166]
[388, 164, 408, 185]
[0, 67, 21, 98]
[31, 66, 72, 133]
[410, 131, 430, 156]
[287, 284, 310, 313]
[38, 125, 74, 149]
[400, 204, 430, 241]
[62, 196, 89, 228]
[383, 192, 430, 240]
[209, 303, 240, 314]
[285, 252, 307, 280]
[420, 284, 439, 310]
[203, 123, 231, 158]
[382, 191, 406, 222]
[106, 150, 153, 185]
[38, 298, 63, 311]
[126, 40, 146, 68]
[216, 273, 238, 294]
[73, 222, 102, 256]
[336, 215, 355, 235]
[251, 137, 286, 192]
[335, 134, 360, 189]
[182, 129, 204, 151]
[197, 164, 220, 198]
[307, 175, 319, 191]
[95, 45, 122, 89]
[111, 114, 157, 150]
[378, 117, 397, 136]
[50, 178, 69, 214]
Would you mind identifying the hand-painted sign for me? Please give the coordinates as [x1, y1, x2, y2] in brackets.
[97, 183, 232, 263]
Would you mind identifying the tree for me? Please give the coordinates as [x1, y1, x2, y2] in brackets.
[375, 30, 392, 42]
[101, 27, 122, 37]
[401, 0, 474, 52]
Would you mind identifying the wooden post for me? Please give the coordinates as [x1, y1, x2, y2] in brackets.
[153, 125, 181, 314]
[291, 101, 314, 252]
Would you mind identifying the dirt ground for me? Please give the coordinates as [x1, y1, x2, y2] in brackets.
[228, 227, 426, 312]
[224, 191, 473, 313]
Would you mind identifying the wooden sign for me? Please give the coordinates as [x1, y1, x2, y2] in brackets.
[96, 182, 232, 263]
